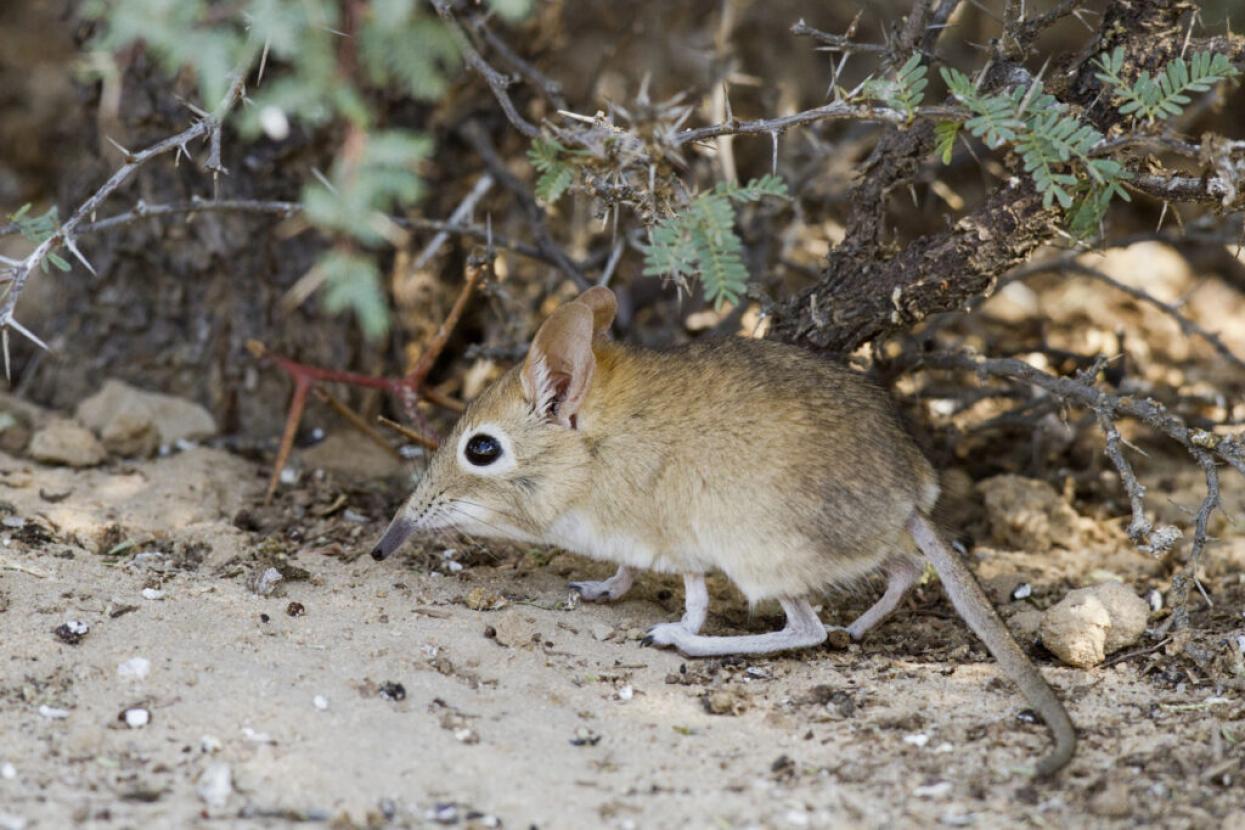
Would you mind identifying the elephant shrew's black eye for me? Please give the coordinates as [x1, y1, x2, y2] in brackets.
[464, 433, 502, 466]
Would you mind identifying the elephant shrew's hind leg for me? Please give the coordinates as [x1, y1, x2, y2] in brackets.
[843, 555, 919, 641]
[570, 565, 635, 602]
[644, 597, 827, 657]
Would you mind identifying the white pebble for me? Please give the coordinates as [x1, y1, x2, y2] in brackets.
[1147, 589, 1164, 612]
[1237, 635, 1245, 656]
[117, 657, 151, 680]
[199, 735, 222, 754]
[914, 780, 954, 799]
[196, 762, 233, 808]
[37, 705, 69, 720]
[617, 685, 634, 702]
[903, 733, 930, 748]
[279, 467, 299, 485]
[62, 620, 89, 636]
[1, 517, 24, 529]
[446, 561, 464, 573]
[1, 762, 16, 780]
[141, 588, 164, 601]
[259, 106, 290, 141]
[123, 707, 150, 728]
[241, 726, 274, 744]
[1010, 582, 1033, 600]
[934, 742, 954, 753]
[313, 695, 329, 711]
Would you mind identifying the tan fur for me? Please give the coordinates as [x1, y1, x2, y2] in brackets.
[373, 287, 1076, 776]
[395, 329, 937, 604]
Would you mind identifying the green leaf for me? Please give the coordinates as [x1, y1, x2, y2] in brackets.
[641, 176, 787, 306]
[935, 121, 960, 164]
[486, 0, 532, 22]
[319, 251, 389, 340]
[1096, 47, 1241, 122]
[863, 53, 927, 117]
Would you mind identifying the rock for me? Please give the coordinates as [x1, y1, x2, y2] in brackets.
[702, 688, 749, 716]
[977, 474, 1079, 552]
[1088, 778, 1132, 818]
[28, 419, 106, 467]
[196, 762, 233, 808]
[464, 586, 508, 612]
[0, 392, 48, 455]
[76, 380, 216, 457]
[590, 622, 613, 642]
[490, 611, 540, 648]
[1006, 608, 1044, 643]
[1040, 581, 1150, 668]
[1085, 581, 1149, 653]
[300, 431, 405, 480]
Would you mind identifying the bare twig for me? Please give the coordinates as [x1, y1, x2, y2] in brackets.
[791, 17, 888, 54]
[313, 387, 402, 459]
[674, 101, 962, 147]
[429, 0, 540, 139]
[1012, 259, 1245, 373]
[471, 19, 567, 110]
[459, 120, 590, 289]
[410, 174, 495, 272]
[0, 66, 251, 354]
[911, 349, 1239, 621]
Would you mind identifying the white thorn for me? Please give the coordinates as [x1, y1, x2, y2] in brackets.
[62, 236, 96, 276]
[104, 135, 132, 158]
[257, 40, 271, 85]
[6, 317, 49, 352]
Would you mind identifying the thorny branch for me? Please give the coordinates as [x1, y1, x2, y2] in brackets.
[0, 67, 250, 357]
[912, 349, 1240, 625]
[429, 0, 540, 139]
[1008, 257, 1245, 373]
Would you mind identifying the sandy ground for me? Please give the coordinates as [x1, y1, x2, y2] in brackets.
[1, 437, 1243, 830]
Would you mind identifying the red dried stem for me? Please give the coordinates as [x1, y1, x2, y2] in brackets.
[249, 261, 486, 503]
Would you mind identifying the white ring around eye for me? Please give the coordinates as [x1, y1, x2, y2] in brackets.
[456, 422, 517, 476]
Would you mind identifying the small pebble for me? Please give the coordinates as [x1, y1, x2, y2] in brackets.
[252, 567, 284, 596]
[1, 517, 24, 529]
[141, 588, 164, 601]
[428, 803, 458, 825]
[1147, 589, 1163, 612]
[131, 551, 166, 570]
[53, 620, 89, 645]
[197, 762, 233, 808]
[591, 623, 613, 641]
[903, 733, 930, 748]
[200, 735, 222, 753]
[342, 509, 369, 524]
[241, 727, 275, 744]
[378, 682, 406, 702]
[313, 695, 329, 711]
[37, 705, 69, 720]
[617, 685, 634, 702]
[121, 707, 150, 728]
[1010, 582, 1033, 600]
[0, 763, 14, 780]
[117, 656, 151, 680]
[279, 467, 299, 486]
[914, 781, 953, 799]
[286, 601, 305, 617]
